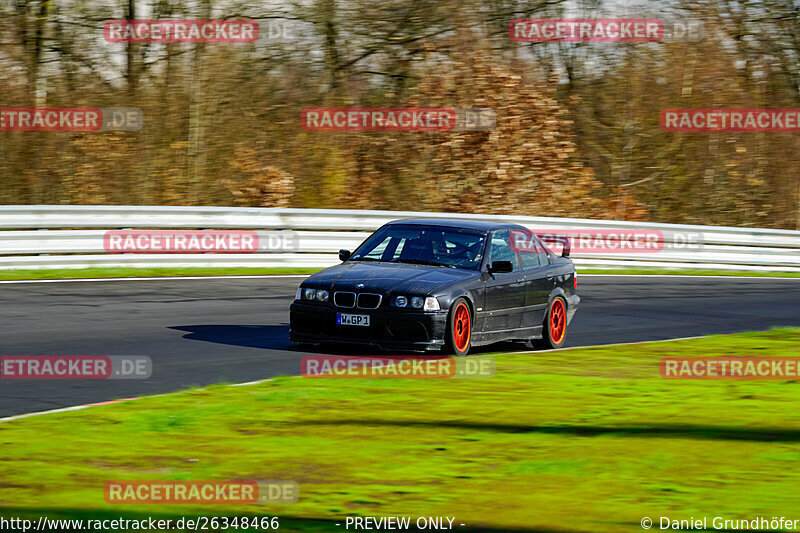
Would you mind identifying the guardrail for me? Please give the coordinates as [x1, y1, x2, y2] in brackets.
[1, 205, 799, 272]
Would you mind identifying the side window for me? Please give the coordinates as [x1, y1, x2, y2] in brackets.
[488, 230, 519, 271]
[536, 235, 552, 266]
[511, 229, 546, 270]
[519, 239, 541, 269]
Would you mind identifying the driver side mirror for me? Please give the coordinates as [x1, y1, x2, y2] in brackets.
[488, 260, 513, 274]
[339, 249, 352, 261]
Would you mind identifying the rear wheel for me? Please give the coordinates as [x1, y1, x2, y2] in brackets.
[447, 298, 472, 357]
[534, 297, 568, 349]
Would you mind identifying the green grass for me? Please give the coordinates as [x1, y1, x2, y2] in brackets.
[3, 330, 800, 531]
[0, 267, 323, 281]
[0, 266, 799, 281]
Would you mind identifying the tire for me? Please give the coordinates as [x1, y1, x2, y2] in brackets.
[447, 298, 473, 357]
[534, 297, 568, 350]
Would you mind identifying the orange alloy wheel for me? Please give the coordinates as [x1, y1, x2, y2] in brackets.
[453, 302, 471, 352]
[549, 298, 566, 344]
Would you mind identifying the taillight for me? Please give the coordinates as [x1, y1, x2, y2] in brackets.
[573, 273, 578, 289]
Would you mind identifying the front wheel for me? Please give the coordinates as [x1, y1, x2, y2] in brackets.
[447, 298, 472, 357]
[534, 297, 568, 349]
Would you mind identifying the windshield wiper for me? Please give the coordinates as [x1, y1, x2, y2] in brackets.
[392, 259, 456, 268]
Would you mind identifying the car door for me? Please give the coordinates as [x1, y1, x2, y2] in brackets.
[516, 232, 553, 330]
[482, 230, 525, 335]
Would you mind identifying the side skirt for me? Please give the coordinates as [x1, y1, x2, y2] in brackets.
[472, 325, 542, 346]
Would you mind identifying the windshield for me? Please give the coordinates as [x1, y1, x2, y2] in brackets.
[349, 224, 486, 270]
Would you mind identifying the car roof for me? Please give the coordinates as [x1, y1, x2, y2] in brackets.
[385, 218, 525, 232]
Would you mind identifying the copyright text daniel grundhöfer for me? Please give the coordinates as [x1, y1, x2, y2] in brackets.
[644, 516, 800, 530]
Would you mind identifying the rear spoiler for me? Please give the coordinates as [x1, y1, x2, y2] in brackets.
[539, 235, 571, 258]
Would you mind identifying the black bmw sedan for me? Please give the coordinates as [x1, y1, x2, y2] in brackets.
[289, 218, 580, 355]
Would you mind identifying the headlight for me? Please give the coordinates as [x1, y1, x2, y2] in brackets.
[303, 288, 317, 300]
[393, 295, 438, 310]
[317, 290, 329, 302]
[424, 296, 440, 311]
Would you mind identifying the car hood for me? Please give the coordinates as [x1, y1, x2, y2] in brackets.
[305, 262, 478, 295]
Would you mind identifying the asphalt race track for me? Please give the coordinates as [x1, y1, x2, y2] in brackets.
[1, 275, 799, 418]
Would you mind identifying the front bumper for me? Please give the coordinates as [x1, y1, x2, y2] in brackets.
[289, 301, 448, 352]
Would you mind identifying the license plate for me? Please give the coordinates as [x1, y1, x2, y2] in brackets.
[337, 313, 370, 326]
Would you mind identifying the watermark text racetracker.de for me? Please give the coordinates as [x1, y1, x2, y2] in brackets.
[104, 19, 258, 43]
[103, 230, 298, 253]
[301, 107, 495, 132]
[661, 108, 800, 132]
[302, 355, 495, 379]
[1, 356, 151, 379]
[103, 18, 303, 43]
[508, 227, 703, 254]
[0, 107, 142, 131]
[661, 357, 800, 380]
[509, 18, 702, 43]
[104, 480, 297, 504]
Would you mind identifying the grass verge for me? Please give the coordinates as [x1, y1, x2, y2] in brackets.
[0, 267, 323, 281]
[3, 329, 800, 531]
[579, 267, 800, 277]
